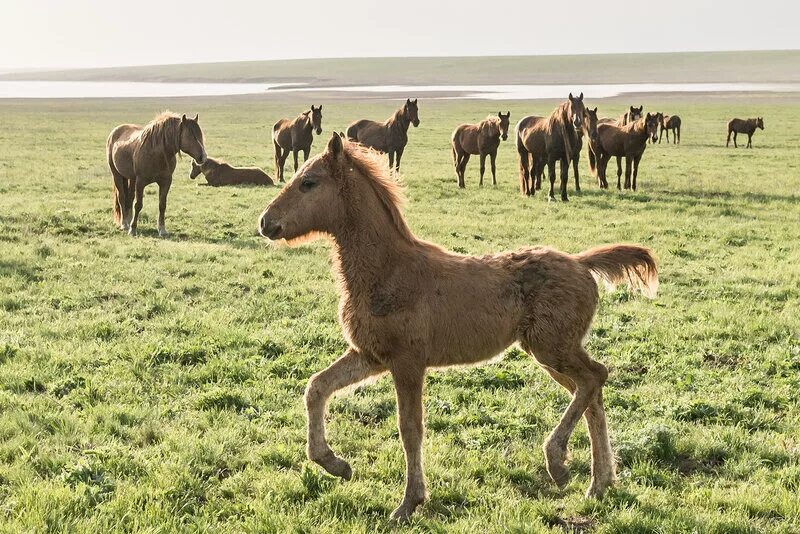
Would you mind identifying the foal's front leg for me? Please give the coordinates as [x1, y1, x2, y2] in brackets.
[157, 179, 171, 237]
[390, 365, 427, 522]
[305, 349, 386, 479]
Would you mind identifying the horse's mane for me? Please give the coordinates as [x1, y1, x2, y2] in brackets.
[388, 106, 406, 125]
[548, 101, 575, 161]
[337, 140, 414, 243]
[140, 111, 181, 154]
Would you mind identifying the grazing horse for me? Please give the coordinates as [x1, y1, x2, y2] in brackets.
[273, 106, 323, 182]
[258, 134, 658, 521]
[346, 98, 420, 171]
[516, 93, 586, 200]
[451, 112, 511, 188]
[590, 114, 659, 191]
[190, 158, 273, 186]
[727, 117, 764, 148]
[659, 114, 682, 144]
[107, 112, 206, 237]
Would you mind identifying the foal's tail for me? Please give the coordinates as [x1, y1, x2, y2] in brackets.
[107, 133, 121, 226]
[575, 244, 658, 298]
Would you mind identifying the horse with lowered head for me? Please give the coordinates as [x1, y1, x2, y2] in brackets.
[589, 113, 659, 190]
[273, 105, 323, 182]
[516, 93, 587, 200]
[727, 117, 764, 148]
[190, 158, 273, 186]
[258, 133, 658, 521]
[451, 112, 511, 188]
[107, 111, 206, 237]
[346, 98, 420, 171]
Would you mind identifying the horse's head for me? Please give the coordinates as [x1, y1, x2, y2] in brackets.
[259, 133, 349, 242]
[179, 114, 207, 164]
[584, 107, 599, 144]
[757, 117, 765, 130]
[498, 111, 511, 141]
[629, 106, 644, 122]
[567, 92, 586, 130]
[190, 161, 203, 179]
[310, 105, 323, 135]
[645, 113, 659, 143]
[404, 98, 420, 127]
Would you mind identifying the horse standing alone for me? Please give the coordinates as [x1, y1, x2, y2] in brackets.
[272, 106, 323, 182]
[659, 114, 682, 144]
[727, 117, 764, 148]
[450, 112, 511, 188]
[346, 98, 420, 172]
[258, 133, 658, 521]
[107, 112, 207, 237]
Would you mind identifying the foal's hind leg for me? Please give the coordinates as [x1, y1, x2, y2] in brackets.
[540, 366, 615, 497]
[305, 348, 386, 480]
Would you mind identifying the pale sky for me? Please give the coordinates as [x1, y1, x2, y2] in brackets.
[1, 0, 797, 71]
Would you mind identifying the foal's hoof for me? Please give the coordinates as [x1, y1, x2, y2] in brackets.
[390, 498, 424, 522]
[312, 452, 352, 481]
[544, 441, 570, 488]
[585, 478, 612, 499]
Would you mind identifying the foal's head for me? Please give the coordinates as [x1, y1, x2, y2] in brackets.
[190, 160, 203, 179]
[309, 105, 323, 135]
[583, 107, 599, 143]
[644, 113, 660, 143]
[567, 93, 586, 130]
[757, 117, 765, 130]
[179, 114, 207, 164]
[404, 98, 420, 127]
[497, 111, 511, 141]
[629, 106, 644, 122]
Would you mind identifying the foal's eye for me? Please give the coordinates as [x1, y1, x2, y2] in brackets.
[300, 179, 318, 192]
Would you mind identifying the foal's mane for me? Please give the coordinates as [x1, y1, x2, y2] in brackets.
[140, 111, 181, 154]
[334, 141, 414, 243]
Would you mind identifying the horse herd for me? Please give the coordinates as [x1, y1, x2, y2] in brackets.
[102, 97, 766, 521]
[106, 97, 765, 236]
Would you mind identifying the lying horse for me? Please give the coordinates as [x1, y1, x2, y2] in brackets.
[346, 98, 420, 172]
[190, 158, 273, 186]
[107, 112, 206, 237]
[258, 133, 658, 521]
[273, 106, 323, 182]
[451, 112, 511, 188]
[727, 117, 764, 148]
[591, 113, 659, 190]
[516, 93, 586, 200]
[659, 114, 682, 144]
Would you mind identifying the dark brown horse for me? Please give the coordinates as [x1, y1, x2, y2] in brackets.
[516, 93, 586, 200]
[590, 114, 659, 191]
[190, 158, 273, 186]
[659, 114, 682, 144]
[346, 99, 420, 171]
[621, 105, 643, 125]
[727, 117, 764, 148]
[273, 106, 323, 182]
[107, 112, 206, 237]
[451, 112, 511, 188]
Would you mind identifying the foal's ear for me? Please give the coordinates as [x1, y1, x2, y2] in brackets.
[194, 113, 199, 121]
[326, 132, 344, 158]
[181, 114, 187, 122]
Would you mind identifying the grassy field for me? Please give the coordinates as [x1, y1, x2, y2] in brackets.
[2, 50, 800, 86]
[0, 93, 798, 533]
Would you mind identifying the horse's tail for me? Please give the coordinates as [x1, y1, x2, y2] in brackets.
[575, 244, 658, 298]
[588, 143, 597, 177]
[107, 132, 122, 226]
[273, 138, 281, 177]
[516, 128, 528, 195]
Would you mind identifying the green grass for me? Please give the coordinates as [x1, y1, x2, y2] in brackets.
[0, 93, 798, 533]
[3, 50, 800, 86]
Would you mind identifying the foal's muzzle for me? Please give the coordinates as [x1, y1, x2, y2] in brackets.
[259, 214, 283, 240]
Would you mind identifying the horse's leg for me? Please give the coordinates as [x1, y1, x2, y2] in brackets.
[395, 146, 404, 172]
[677, 126, 681, 144]
[306, 348, 386, 479]
[490, 151, 497, 186]
[540, 366, 615, 497]
[303, 147, 310, 162]
[531, 346, 609, 493]
[616, 157, 623, 190]
[747, 133, 752, 148]
[273, 140, 282, 182]
[459, 153, 470, 188]
[726, 129, 731, 147]
[157, 178, 171, 237]
[124, 178, 135, 228]
[112, 171, 128, 231]
[659, 128, 663, 144]
[733, 132, 738, 148]
[129, 178, 145, 237]
[292, 148, 300, 173]
[547, 159, 557, 201]
[624, 157, 632, 190]
[573, 154, 580, 192]
[560, 157, 569, 201]
[388, 151, 395, 170]
[389, 364, 427, 522]
[632, 154, 642, 191]
[479, 153, 486, 187]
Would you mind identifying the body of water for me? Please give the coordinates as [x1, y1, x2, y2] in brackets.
[1, 80, 798, 100]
